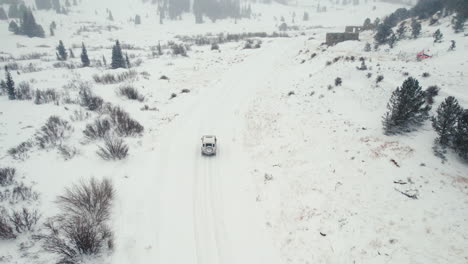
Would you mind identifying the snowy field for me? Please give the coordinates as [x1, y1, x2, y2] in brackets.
[0, 0, 467, 264]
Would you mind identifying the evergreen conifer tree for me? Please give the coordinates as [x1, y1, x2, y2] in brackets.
[453, 110, 468, 161]
[432, 96, 463, 146]
[8, 4, 19, 18]
[433, 29, 443, 43]
[452, 13, 465, 33]
[4, 66, 16, 100]
[396, 21, 406, 39]
[56, 40, 68, 60]
[102, 55, 107, 67]
[8, 20, 19, 33]
[69, 48, 75, 58]
[382, 77, 430, 134]
[111, 40, 125, 69]
[81, 42, 90, 67]
[0, 7, 8, 20]
[125, 53, 131, 68]
[135, 14, 141, 24]
[19, 10, 45, 37]
[411, 19, 422, 38]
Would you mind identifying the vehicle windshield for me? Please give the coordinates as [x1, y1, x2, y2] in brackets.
[205, 143, 213, 147]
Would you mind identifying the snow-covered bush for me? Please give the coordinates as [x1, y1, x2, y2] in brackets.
[97, 137, 129, 160]
[0, 168, 15, 186]
[425, 85, 440, 105]
[42, 178, 114, 263]
[118, 85, 144, 102]
[8, 141, 34, 160]
[376, 75, 384, 83]
[35, 116, 73, 149]
[105, 106, 144, 137]
[382, 77, 430, 134]
[79, 86, 104, 111]
[8, 208, 40, 233]
[0, 210, 15, 239]
[83, 118, 112, 140]
[16, 81, 33, 100]
[93, 70, 138, 84]
[335, 77, 342, 86]
[34, 89, 60, 105]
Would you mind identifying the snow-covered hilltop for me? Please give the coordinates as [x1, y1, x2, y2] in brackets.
[0, 0, 467, 264]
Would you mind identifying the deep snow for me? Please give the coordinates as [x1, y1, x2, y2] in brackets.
[0, 0, 467, 264]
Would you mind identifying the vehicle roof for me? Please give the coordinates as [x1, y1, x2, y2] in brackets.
[202, 135, 216, 143]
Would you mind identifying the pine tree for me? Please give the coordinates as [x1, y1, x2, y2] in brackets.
[125, 53, 131, 68]
[363, 18, 372, 30]
[8, 20, 19, 33]
[382, 77, 430, 134]
[4, 66, 16, 100]
[452, 13, 465, 33]
[73, 0, 77, 6]
[52, 0, 61, 12]
[303, 12, 309, 21]
[0, 7, 8, 20]
[8, 4, 19, 18]
[0, 80, 7, 94]
[36, 0, 53, 10]
[50, 21, 57, 30]
[56, 40, 68, 61]
[364, 42, 371, 52]
[396, 21, 406, 39]
[50, 26, 54, 36]
[135, 14, 141, 25]
[449, 40, 456, 51]
[111, 40, 125, 69]
[432, 96, 463, 146]
[102, 55, 107, 67]
[453, 110, 468, 161]
[411, 19, 422, 38]
[69, 48, 75, 58]
[81, 42, 90, 67]
[108, 11, 114, 21]
[433, 29, 443, 43]
[374, 17, 393, 45]
[65, 0, 71, 7]
[388, 33, 397, 48]
[19, 10, 45, 38]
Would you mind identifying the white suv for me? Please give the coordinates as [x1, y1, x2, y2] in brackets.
[201, 135, 217, 156]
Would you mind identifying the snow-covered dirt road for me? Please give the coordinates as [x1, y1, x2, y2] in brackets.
[112, 38, 301, 264]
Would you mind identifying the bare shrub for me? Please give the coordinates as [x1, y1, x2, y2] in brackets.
[425, 85, 440, 105]
[170, 93, 177, 99]
[335, 77, 342, 86]
[34, 89, 60, 105]
[4, 62, 20, 71]
[170, 43, 187, 56]
[41, 178, 114, 262]
[0, 168, 15, 187]
[118, 85, 144, 102]
[181, 89, 190, 93]
[17, 52, 48, 60]
[53, 61, 79, 69]
[79, 86, 104, 111]
[21, 63, 42, 73]
[106, 106, 144, 137]
[35, 116, 73, 149]
[9, 208, 40, 233]
[8, 141, 34, 160]
[97, 137, 129, 160]
[422, 72, 430, 78]
[11, 183, 40, 203]
[376, 75, 384, 84]
[58, 145, 78, 161]
[92, 70, 138, 84]
[70, 109, 91, 122]
[83, 119, 112, 140]
[16, 81, 33, 100]
[0, 209, 16, 239]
